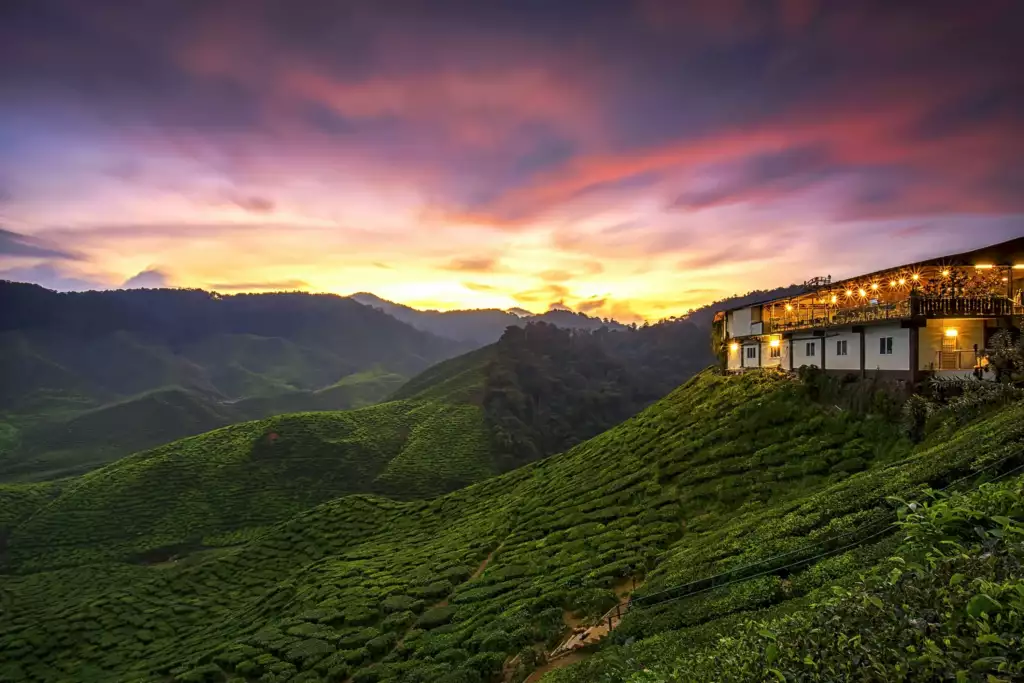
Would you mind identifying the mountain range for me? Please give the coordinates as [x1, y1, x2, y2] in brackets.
[1, 280, 764, 482]
[349, 292, 629, 345]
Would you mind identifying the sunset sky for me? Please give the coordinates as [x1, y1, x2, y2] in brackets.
[1, 0, 1022, 321]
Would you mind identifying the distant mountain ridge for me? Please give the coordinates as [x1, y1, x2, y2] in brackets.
[349, 292, 629, 344]
[0, 281, 470, 480]
[0, 280, 803, 482]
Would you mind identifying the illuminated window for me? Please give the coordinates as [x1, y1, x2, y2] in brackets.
[836, 340, 848, 356]
[879, 337, 894, 355]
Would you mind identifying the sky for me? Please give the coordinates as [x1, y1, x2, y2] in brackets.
[0, 0, 1022, 322]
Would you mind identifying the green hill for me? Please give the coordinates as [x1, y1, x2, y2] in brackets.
[0, 370, 410, 482]
[4, 396, 493, 570]
[2, 371, 1021, 681]
[0, 282, 471, 480]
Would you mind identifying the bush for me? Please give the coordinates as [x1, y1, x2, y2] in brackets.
[415, 605, 457, 629]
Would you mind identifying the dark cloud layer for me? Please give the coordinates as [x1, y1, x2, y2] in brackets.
[0, 227, 79, 260]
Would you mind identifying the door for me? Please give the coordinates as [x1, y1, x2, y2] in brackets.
[940, 334, 959, 369]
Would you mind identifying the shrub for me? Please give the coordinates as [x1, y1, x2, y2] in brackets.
[415, 605, 457, 629]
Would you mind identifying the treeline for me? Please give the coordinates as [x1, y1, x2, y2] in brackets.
[482, 320, 714, 470]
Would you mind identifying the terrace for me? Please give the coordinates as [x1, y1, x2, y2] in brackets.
[759, 264, 1022, 335]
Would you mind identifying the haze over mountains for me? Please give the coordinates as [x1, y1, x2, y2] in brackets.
[1, 278, 786, 482]
[349, 293, 629, 344]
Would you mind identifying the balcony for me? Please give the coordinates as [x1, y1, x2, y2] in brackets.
[763, 295, 1019, 335]
[766, 300, 911, 334]
[911, 295, 1018, 318]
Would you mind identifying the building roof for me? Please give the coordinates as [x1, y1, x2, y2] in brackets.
[717, 235, 1024, 315]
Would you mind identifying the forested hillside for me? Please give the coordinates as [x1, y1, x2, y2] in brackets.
[2, 371, 1021, 682]
[0, 281, 468, 480]
[0, 319, 713, 567]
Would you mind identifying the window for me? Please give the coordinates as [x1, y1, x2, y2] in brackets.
[745, 346, 757, 359]
[770, 346, 781, 358]
[805, 342, 816, 357]
[836, 339, 848, 356]
[879, 336, 894, 355]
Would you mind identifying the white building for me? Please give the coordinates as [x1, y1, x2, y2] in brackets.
[716, 237, 1024, 382]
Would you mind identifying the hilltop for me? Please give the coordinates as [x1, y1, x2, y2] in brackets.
[2, 370, 1021, 681]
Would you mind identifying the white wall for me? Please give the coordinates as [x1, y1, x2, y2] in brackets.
[864, 324, 910, 371]
[791, 336, 822, 369]
[727, 307, 753, 338]
[727, 342, 743, 371]
[761, 340, 783, 368]
[918, 318, 986, 371]
[825, 328, 861, 371]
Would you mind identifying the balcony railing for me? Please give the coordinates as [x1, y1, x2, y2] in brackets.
[766, 300, 910, 333]
[763, 295, 1019, 334]
[929, 349, 980, 371]
[911, 295, 1018, 318]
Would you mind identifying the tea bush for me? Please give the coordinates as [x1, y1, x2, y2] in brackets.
[1, 371, 1021, 682]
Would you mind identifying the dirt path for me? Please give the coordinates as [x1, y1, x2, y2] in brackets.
[511, 576, 643, 683]
[470, 544, 500, 580]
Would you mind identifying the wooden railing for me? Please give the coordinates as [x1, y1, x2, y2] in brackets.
[764, 295, 1018, 334]
[911, 295, 1017, 318]
[931, 349, 980, 371]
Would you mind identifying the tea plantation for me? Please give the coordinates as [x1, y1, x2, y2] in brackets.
[2, 370, 1021, 681]
[1, 396, 493, 571]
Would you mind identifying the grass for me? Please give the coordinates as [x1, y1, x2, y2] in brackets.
[5, 371, 1021, 682]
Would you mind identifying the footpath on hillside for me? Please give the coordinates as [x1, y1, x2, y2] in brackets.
[510, 575, 642, 683]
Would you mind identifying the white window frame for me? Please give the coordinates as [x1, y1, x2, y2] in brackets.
[805, 342, 816, 357]
[836, 339, 848, 356]
[769, 345, 781, 358]
[879, 336, 894, 355]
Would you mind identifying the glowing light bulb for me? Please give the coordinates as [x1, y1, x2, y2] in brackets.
[912, 273, 920, 281]
[830, 295, 838, 304]
[942, 269, 950, 277]
[858, 288, 867, 297]
[785, 304, 793, 311]
[729, 342, 739, 352]
[871, 283, 879, 290]
[898, 278, 906, 286]
[944, 328, 958, 338]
